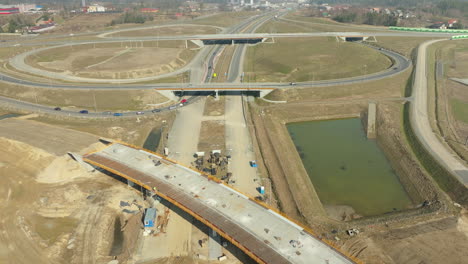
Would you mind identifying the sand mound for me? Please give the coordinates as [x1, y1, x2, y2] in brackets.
[36, 155, 91, 184]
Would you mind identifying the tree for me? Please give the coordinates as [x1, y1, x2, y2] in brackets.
[8, 19, 18, 33]
[451, 22, 464, 29]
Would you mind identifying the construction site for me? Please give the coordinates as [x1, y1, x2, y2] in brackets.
[1, 2, 468, 264]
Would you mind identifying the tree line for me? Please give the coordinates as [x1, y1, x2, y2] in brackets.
[332, 10, 398, 26]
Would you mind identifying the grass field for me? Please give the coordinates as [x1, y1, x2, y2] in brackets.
[425, 40, 468, 162]
[244, 37, 392, 82]
[256, 19, 319, 33]
[23, 40, 196, 80]
[191, 11, 259, 27]
[451, 99, 468, 123]
[280, 13, 389, 32]
[370, 37, 436, 57]
[111, 25, 218, 37]
[0, 83, 170, 111]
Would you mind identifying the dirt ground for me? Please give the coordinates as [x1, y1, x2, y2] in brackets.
[431, 41, 468, 162]
[0, 121, 149, 264]
[198, 120, 225, 153]
[28, 112, 175, 148]
[343, 211, 468, 264]
[0, 83, 170, 111]
[0, 118, 97, 155]
[28, 45, 195, 79]
[49, 13, 122, 34]
[248, 65, 467, 263]
[203, 96, 225, 116]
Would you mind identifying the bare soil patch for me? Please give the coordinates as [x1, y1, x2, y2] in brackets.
[198, 120, 225, 153]
[28, 45, 195, 79]
[203, 96, 225, 116]
[0, 84, 169, 111]
[429, 41, 468, 162]
[0, 118, 97, 155]
[29, 112, 175, 148]
[0, 132, 148, 264]
[113, 25, 218, 38]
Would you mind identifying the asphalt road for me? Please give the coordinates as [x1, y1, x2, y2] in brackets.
[96, 31, 462, 42]
[0, 13, 276, 118]
[0, 43, 410, 90]
[410, 39, 468, 186]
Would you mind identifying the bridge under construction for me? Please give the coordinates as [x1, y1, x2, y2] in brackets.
[83, 141, 359, 264]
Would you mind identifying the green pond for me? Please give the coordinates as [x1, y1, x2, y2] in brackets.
[143, 128, 162, 151]
[287, 118, 412, 217]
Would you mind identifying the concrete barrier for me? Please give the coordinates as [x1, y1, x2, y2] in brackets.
[367, 102, 377, 139]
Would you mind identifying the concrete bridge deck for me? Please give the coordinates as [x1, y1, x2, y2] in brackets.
[83, 142, 358, 264]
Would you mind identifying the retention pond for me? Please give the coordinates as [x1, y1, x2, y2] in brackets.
[287, 118, 412, 218]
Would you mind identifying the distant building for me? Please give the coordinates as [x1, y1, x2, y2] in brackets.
[28, 22, 56, 33]
[428, 22, 446, 29]
[448, 19, 458, 27]
[141, 8, 159, 13]
[0, 3, 42, 14]
[0, 7, 19, 15]
[143, 208, 157, 228]
[86, 4, 106, 13]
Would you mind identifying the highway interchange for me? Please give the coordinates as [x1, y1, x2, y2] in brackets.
[0, 12, 467, 188]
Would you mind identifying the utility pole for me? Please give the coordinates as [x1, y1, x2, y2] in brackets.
[92, 90, 97, 112]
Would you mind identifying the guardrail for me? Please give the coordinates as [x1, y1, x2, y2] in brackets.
[451, 35, 468, 40]
[389, 26, 468, 34]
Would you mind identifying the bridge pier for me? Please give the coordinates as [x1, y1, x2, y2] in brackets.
[127, 179, 136, 188]
[367, 102, 377, 139]
[189, 39, 205, 48]
[214, 90, 219, 100]
[259, 89, 274, 98]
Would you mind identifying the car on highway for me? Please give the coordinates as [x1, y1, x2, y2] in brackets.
[250, 160, 258, 168]
[102, 111, 112, 115]
[169, 105, 177, 110]
[54, 107, 61, 111]
[289, 82, 296, 86]
[180, 99, 187, 104]
[136, 111, 144, 115]
[113, 113, 123, 116]
[79, 110, 88, 114]
[151, 109, 161, 113]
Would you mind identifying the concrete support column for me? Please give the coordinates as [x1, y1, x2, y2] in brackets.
[214, 90, 219, 101]
[259, 89, 274, 98]
[190, 39, 204, 48]
[127, 179, 136, 188]
[367, 102, 377, 139]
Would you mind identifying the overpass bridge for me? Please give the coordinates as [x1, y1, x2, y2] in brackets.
[158, 86, 275, 98]
[83, 142, 359, 264]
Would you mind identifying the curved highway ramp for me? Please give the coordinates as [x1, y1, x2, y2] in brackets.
[83, 142, 358, 264]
